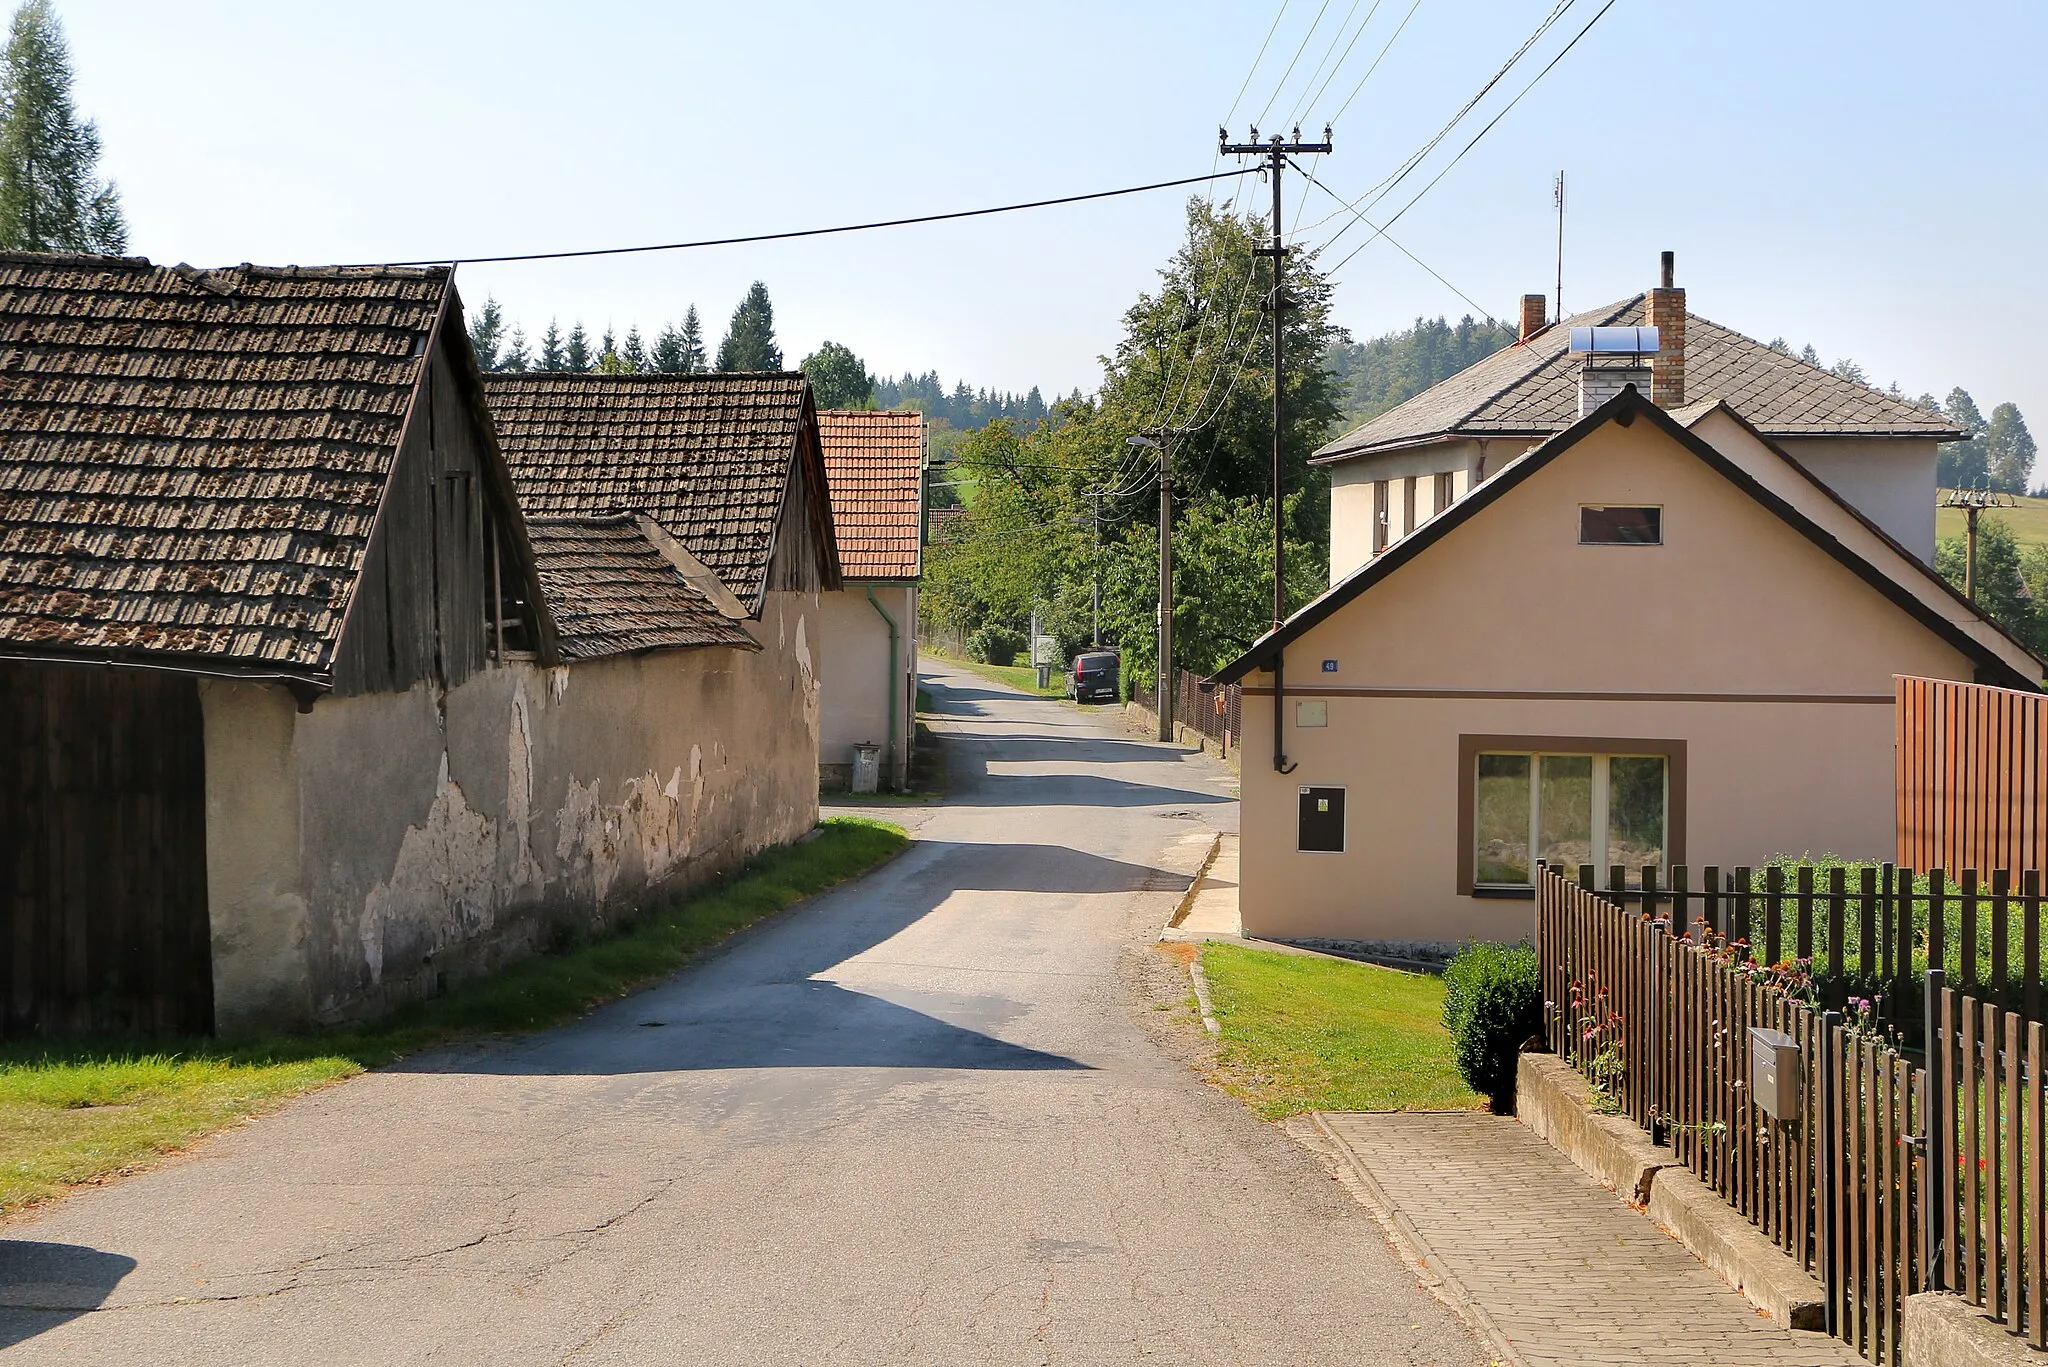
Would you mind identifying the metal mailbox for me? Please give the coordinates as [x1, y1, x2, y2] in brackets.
[1749, 1026, 1801, 1121]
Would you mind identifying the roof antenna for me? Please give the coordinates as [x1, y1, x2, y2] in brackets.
[1552, 171, 1566, 321]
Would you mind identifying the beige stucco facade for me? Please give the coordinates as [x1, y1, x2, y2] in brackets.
[817, 582, 918, 790]
[1241, 413, 2003, 954]
[201, 588, 821, 1032]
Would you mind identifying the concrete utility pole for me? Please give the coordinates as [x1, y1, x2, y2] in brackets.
[1127, 432, 1175, 742]
[1221, 125, 1329, 772]
[1087, 490, 1103, 648]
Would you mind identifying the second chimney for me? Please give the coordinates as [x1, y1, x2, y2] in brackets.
[1519, 293, 1547, 343]
[1645, 250, 1685, 407]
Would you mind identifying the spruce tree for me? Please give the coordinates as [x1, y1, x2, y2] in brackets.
[0, 0, 124, 253]
[715, 282, 782, 371]
[565, 323, 592, 372]
[678, 305, 707, 373]
[1987, 403, 2037, 494]
[500, 326, 530, 373]
[538, 319, 566, 371]
[467, 296, 506, 371]
[622, 326, 648, 373]
[651, 323, 686, 373]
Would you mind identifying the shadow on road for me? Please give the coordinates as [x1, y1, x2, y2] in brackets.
[0, 1241, 136, 1347]
[396, 840, 1176, 1080]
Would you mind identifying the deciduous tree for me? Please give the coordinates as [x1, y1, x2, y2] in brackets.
[800, 340, 874, 408]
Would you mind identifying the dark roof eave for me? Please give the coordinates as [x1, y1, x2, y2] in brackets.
[1310, 428, 1551, 465]
[0, 641, 333, 691]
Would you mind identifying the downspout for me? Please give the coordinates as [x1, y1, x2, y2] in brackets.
[1272, 646, 1295, 774]
[866, 586, 901, 790]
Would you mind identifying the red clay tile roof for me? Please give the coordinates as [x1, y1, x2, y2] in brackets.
[0, 252, 450, 671]
[1316, 296, 1965, 463]
[818, 409, 923, 580]
[524, 516, 755, 659]
[485, 373, 811, 595]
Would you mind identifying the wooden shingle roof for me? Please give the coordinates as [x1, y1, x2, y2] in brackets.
[818, 409, 923, 581]
[0, 252, 450, 672]
[525, 516, 755, 660]
[486, 373, 813, 597]
[1315, 297, 1965, 463]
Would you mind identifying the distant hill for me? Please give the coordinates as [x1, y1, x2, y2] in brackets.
[1325, 314, 1518, 429]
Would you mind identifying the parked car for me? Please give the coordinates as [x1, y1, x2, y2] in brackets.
[1067, 651, 1120, 703]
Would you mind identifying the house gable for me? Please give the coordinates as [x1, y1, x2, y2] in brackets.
[818, 408, 924, 583]
[1219, 391, 2041, 693]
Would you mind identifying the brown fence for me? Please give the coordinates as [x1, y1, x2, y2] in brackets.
[1899, 675, 2048, 880]
[1131, 669, 1241, 749]
[1539, 865, 2048, 1363]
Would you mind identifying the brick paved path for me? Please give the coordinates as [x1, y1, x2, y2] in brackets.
[1317, 1111, 1861, 1367]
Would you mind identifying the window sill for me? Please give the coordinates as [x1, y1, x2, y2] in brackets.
[1470, 885, 1535, 900]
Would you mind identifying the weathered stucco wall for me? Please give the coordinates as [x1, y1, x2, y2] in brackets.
[1240, 418, 1977, 952]
[817, 583, 916, 789]
[203, 588, 821, 1030]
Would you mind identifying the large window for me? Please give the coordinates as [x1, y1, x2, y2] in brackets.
[1459, 736, 1685, 894]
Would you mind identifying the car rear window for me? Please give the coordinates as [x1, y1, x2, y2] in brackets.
[1076, 655, 1116, 672]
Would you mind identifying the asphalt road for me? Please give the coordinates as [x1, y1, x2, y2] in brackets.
[0, 660, 1482, 1365]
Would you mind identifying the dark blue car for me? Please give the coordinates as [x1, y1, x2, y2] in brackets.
[1067, 651, 1120, 703]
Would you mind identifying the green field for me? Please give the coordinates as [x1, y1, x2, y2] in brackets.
[1937, 490, 2048, 548]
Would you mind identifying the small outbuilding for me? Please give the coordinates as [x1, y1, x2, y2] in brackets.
[815, 408, 924, 790]
[0, 254, 832, 1035]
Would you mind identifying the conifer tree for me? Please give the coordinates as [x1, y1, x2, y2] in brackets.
[622, 326, 648, 373]
[565, 323, 592, 372]
[678, 305, 707, 373]
[538, 319, 566, 371]
[467, 296, 507, 371]
[652, 323, 685, 373]
[716, 282, 782, 371]
[1941, 387, 1991, 488]
[499, 326, 530, 373]
[0, 0, 123, 253]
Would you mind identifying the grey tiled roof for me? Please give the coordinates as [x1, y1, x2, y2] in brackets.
[1316, 297, 1964, 461]
[486, 373, 809, 594]
[0, 252, 449, 669]
[525, 516, 754, 660]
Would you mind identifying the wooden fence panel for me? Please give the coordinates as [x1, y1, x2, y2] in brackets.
[1899, 675, 2048, 878]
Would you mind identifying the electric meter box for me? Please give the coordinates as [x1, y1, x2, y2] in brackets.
[1749, 1026, 1801, 1121]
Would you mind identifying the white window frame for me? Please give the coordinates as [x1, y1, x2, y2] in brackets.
[1474, 750, 1670, 889]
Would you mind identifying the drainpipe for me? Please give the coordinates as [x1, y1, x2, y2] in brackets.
[866, 586, 901, 790]
[1272, 646, 1295, 774]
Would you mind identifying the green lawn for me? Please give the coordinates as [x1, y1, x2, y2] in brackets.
[1938, 491, 2048, 549]
[0, 816, 908, 1215]
[923, 648, 1066, 697]
[1200, 943, 1483, 1118]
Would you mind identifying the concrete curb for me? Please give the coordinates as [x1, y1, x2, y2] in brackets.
[1166, 832, 1223, 931]
[1905, 1292, 2042, 1365]
[1515, 1053, 1676, 1205]
[1306, 1112, 1531, 1367]
[1186, 954, 1221, 1035]
[1517, 1052, 1828, 1332]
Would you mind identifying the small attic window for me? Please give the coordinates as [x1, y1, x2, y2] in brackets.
[1580, 505, 1662, 546]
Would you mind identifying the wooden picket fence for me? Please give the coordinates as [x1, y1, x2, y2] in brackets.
[1538, 865, 2048, 1363]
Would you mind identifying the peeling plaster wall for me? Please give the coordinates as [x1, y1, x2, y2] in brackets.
[202, 587, 822, 1030]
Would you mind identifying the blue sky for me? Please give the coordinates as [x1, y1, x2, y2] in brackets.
[61, 0, 2048, 430]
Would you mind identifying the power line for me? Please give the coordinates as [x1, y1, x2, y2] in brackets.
[1225, 0, 1294, 125]
[1323, 0, 1621, 280]
[1288, 159, 1491, 316]
[1283, 0, 1369, 128]
[1294, 0, 1388, 125]
[1326, 0, 1427, 125]
[1309, 0, 1576, 251]
[343, 168, 1262, 269]
[1256, 0, 1335, 127]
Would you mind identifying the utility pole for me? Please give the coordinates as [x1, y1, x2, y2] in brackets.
[1127, 432, 1176, 742]
[1553, 171, 1566, 319]
[1222, 125, 1328, 771]
[1087, 490, 1103, 648]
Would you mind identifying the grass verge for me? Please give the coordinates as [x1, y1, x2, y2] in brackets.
[1199, 943, 1483, 1118]
[0, 816, 908, 1216]
[923, 648, 1066, 697]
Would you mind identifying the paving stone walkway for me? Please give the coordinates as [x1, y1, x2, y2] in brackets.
[1317, 1111, 1862, 1367]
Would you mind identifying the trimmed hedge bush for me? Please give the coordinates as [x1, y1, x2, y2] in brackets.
[967, 624, 1024, 667]
[1442, 941, 1542, 1113]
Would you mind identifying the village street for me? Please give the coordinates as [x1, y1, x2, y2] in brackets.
[0, 659, 1482, 1366]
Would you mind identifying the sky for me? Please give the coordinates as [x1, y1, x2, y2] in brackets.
[57, 0, 2048, 428]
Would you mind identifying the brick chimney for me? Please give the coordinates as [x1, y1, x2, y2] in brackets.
[1645, 250, 1685, 407]
[1519, 293, 1547, 343]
